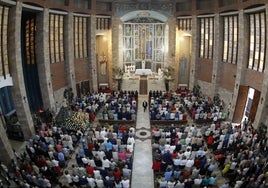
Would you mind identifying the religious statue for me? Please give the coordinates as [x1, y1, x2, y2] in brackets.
[158, 67, 163, 78]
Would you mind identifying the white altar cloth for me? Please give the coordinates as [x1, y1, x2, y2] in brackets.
[135, 69, 152, 75]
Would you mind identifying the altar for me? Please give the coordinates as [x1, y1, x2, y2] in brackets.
[135, 69, 153, 75]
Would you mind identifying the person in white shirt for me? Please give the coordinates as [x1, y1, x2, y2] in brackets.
[87, 175, 96, 188]
[185, 158, 195, 170]
[126, 142, 134, 153]
[51, 158, 59, 167]
[159, 177, 168, 188]
[121, 177, 130, 188]
[183, 148, 192, 159]
[194, 176, 202, 186]
[95, 176, 104, 188]
[102, 156, 111, 169]
[127, 135, 135, 145]
[64, 170, 73, 185]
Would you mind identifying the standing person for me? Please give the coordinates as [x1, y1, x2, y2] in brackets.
[142, 100, 148, 112]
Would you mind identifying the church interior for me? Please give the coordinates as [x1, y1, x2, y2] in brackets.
[0, 0, 268, 187]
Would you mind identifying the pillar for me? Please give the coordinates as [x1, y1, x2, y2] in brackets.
[189, 15, 198, 90]
[35, 9, 55, 111]
[111, 17, 122, 90]
[229, 10, 248, 120]
[88, 15, 98, 92]
[0, 117, 15, 163]
[211, 14, 223, 95]
[64, 13, 77, 96]
[254, 4, 268, 128]
[8, 2, 35, 139]
[166, 17, 177, 91]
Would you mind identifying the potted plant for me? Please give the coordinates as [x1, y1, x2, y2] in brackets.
[112, 66, 124, 80]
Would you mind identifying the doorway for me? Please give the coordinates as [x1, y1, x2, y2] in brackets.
[233, 85, 261, 124]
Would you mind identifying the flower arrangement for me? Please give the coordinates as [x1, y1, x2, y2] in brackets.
[63, 111, 89, 131]
[112, 66, 124, 80]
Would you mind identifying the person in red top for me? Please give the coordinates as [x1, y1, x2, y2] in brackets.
[89, 112, 95, 122]
[87, 142, 94, 151]
[152, 159, 161, 172]
[113, 168, 122, 180]
[207, 134, 214, 149]
[85, 164, 94, 176]
[171, 151, 178, 159]
[118, 125, 125, 133]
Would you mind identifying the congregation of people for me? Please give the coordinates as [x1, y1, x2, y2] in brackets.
[183, 95, 227, 124]
[149, 90, 187, 121]
[2, 88, 268, 188]
[151, 116, 268, 188]
[0, 91, 137, 188]
[99, 90, 138, 121]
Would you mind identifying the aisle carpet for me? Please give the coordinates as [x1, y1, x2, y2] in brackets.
[139, 76, 148, 95]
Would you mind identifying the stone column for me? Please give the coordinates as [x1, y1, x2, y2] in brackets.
[211, 14, 222, 95]
[0, 117, 15, 163]
[111, 17, 122, 90]
[107, 29, 113, 88]
[112, 17, 122, 68]
[35, 9, 55, 111]
[254, 4, 268, 128]
[189, 15, 198, 90]
[166, 17, 177, 91]
[88, 15, 98, 92]
[229, 10, 248, 120]
[64, 13, 76, 96]
[8, 2, 35, 139]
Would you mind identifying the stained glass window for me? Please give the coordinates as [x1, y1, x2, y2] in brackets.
[0, 6, 9, 77]
[223, 15, 238, 64]
[123, 23, 165, 64]
[49, 14, 64, 63]
[248, 12, 266, 72]
[25, 18, 36, 65]
[74, 16, 88, 59]
[199, 17, 214, 59]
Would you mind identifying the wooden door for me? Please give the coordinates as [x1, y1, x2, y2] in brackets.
[248, 89, 261, 122]
[232, 85, 249, 123]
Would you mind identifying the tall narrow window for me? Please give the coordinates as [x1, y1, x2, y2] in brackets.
[49, 14, 64, 63]
[25, 18, 36, 65]
[96, 17, 110, 30]
[248, 12, 266, 72]
[0, 6, 9, 78]
[199, 17, 214, 59]
[74, 16, 88, 59]
[0, 6, 15, 116]
[223, 15, 238, 64]
[178, 18, 192, 31]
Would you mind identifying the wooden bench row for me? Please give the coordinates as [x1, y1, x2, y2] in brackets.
[98, 119, 136, 125]
[98, 119, 188, 126]
[150, 119, 188, 125]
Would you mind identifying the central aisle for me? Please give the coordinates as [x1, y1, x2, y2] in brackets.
[131, 95, 154, 188]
